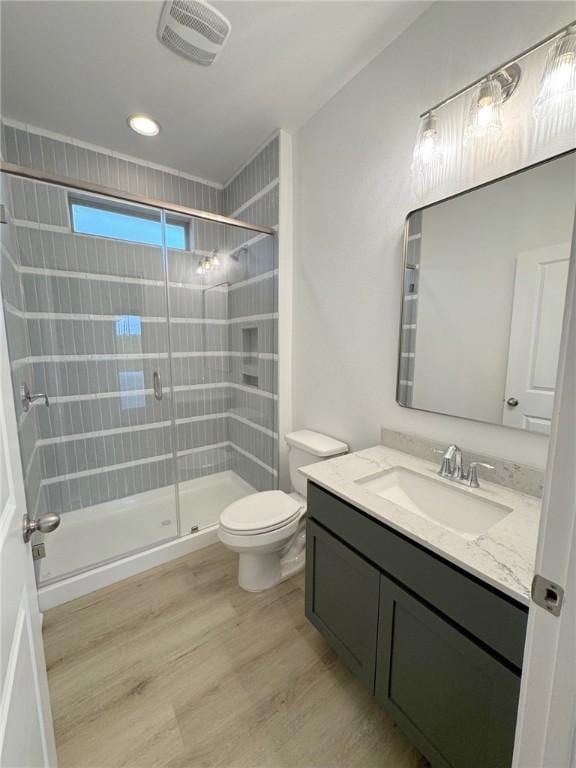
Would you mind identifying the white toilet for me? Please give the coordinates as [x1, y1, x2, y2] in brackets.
[218, 430, 348, 591]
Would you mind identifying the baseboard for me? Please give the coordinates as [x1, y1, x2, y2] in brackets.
[38, 526, 219, 610]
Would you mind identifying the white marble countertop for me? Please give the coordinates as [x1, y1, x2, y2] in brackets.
[300, 445, 542, 606]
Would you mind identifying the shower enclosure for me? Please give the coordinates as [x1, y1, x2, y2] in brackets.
[0, 166, 277, 586]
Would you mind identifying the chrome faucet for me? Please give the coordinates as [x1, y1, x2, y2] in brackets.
[468, 462, 495, 488]
[433, 445, 494, 488]
[452, 446, 465, 480]
[433, 444, 459, 478]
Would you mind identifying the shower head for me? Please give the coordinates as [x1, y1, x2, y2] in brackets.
[158, 0, 232, 67]
[230, 246, 249, 262]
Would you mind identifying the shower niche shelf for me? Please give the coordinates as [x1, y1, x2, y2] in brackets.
[241, 327, 259, 387]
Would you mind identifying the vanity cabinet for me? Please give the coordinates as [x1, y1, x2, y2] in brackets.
[305, 482, 528, 768]
[376, 574, 520, 768]
[305, 519, 380, 687]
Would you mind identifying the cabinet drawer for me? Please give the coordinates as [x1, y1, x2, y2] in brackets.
[376, 573, 520, 768]
[307, 482, 527, 668]
[305, 519, 380, 689]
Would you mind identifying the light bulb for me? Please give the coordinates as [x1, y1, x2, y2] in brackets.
[465, 78, 503, 140]
[548, 52, 575, 92]
[411, 113, 442, 175]
[535, 29, 576, 117]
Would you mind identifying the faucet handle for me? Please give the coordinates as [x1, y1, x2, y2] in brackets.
[433, 447, 453, 477]
[432, 446, 458, 457]
[468, 462, 495, 488]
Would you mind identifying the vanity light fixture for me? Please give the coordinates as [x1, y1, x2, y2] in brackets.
[464, 77, 504, 140]
[411, 112, 442, 174]
[535, 26, 576, 117]
[412, 20, 575, 177]
[127, 114, 161, 137]
[464, 64, 521, 141]
[196, 249, 220, 275]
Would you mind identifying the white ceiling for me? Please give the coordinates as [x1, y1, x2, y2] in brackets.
[1, 0, 430, 185]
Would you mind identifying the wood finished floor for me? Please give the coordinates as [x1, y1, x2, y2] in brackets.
[43, 543, 424, 768]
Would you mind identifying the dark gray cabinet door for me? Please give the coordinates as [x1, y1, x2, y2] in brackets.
[375, 574, 521, 768]
[305, 519, 380, 689]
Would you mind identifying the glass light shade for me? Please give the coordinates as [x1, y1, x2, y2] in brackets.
[465, 78, 503, 140]
[535, 29, 576, 117]
[411, 113, 442, 174]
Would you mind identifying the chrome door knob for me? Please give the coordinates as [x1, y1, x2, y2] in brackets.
[22, 512, 61, 543]
[506, 397, 519, 407]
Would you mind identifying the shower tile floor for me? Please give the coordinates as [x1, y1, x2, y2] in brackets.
[43, 543, 425, 768]
[39, 471, 255, 582]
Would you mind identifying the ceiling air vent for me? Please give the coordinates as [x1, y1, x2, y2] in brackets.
[158, 0, 231, 66]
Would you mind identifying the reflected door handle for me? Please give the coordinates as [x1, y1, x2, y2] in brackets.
[506, 397, 519, 407]
[153, 371, 163, 401]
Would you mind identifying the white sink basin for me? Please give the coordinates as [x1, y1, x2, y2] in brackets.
[355, 466, 512, 537]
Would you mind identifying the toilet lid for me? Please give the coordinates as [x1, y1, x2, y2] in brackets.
[220, 491, 303, 534]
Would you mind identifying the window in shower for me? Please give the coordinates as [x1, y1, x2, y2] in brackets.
[70, 197, 189, 250]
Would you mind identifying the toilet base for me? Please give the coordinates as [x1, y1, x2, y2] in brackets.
[237, 519, 307, 592]
[238, 552, 282, 592]
[237, 551, 305, 592]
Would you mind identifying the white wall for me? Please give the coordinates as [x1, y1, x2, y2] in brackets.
[293, 0, 575, 470]
[413, 156, 576, 423]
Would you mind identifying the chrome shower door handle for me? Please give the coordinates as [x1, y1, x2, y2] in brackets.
[153, 371, 163, 401]
[20, 382, 49, 412]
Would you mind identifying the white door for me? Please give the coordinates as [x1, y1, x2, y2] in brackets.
[503, 243, 570, 434]
[0, 294, 57, 761]
[513, 217, 576, 767]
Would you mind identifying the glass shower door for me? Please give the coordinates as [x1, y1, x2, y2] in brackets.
[4, 175, 180, 583]
[167, 214, 278, 533]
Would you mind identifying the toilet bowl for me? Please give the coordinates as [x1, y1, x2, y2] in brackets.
[218, 430, 348, 591]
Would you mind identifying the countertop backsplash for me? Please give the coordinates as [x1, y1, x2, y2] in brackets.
[380, 428, 545, 499]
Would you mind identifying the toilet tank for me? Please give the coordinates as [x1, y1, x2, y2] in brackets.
[285, 430, 348, 497]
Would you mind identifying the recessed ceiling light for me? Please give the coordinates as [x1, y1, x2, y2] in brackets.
[128, 114, 161, 137]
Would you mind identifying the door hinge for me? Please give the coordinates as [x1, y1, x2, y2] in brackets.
[531, 574, 564, 617]
[32, 542, 46, 561]
[0, 205, 6, 225]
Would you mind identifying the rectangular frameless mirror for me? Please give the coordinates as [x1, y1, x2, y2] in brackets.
[398, 151, 576, 435]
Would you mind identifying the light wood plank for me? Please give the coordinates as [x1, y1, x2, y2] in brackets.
[44, 543, 424, 768]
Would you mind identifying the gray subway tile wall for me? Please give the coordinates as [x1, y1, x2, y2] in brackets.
[222, 137, 278, 489]
[1, 122, 279, 533]
[223, 137, 279, 217]
[0, 175, 45, 519]
[2, 123, 223, 212]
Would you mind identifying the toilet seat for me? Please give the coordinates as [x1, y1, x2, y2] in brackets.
[220, 491, 304, 535]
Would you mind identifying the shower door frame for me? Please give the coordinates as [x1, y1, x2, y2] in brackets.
[0, 162, 275, 236]
[1, 163, 277, 605]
